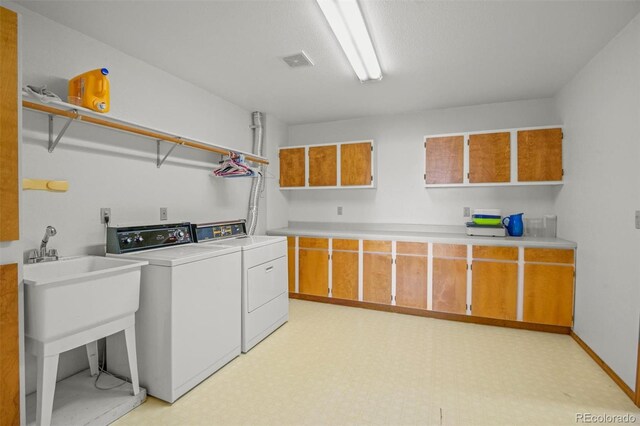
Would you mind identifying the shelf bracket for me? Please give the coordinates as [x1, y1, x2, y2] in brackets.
[156, 139, 183, 168]
[48, 110, 78, 153]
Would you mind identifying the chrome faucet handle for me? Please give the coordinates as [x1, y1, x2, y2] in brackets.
[46, 249, 59, 259]
[27, 249, 39, 264]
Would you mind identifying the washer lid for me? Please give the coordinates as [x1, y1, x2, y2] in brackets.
[112, 244, 239, 266]
[201, 235, 286, 250]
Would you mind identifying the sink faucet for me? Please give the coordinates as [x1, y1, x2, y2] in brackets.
[28, 226, 59, 264]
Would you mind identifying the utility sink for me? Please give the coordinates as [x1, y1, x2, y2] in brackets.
[24, 256, 147, 426]
[24, 256, 147, 343]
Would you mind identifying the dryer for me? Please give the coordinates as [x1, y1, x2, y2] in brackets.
[105, 222, 242, 403]
[192, 220, 288, 352]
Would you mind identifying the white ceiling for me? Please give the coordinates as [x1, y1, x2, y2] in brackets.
[17, 0, 640, 124]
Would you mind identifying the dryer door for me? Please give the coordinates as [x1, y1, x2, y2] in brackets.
[247, 256, 287, 312]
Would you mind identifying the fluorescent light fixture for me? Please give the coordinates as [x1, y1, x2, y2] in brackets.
[316, 0, 382, 82]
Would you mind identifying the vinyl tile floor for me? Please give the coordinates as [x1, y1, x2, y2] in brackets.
[114, 299, 639, 426]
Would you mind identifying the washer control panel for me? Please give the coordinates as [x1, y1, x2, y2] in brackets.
[191, 220, 246, 243]
[107, 223, 192, 254]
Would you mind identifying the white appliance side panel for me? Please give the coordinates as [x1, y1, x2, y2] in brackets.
[107, 264, 173, 402]
[171, 252, 242, 392]
[247, 256, 287, 312]
[243, 241, 287, 269]
[243, 292, 289, 352]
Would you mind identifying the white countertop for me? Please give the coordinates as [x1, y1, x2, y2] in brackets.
[267, 222, 576, 249]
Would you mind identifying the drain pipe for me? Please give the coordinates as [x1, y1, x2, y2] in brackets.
[246, 111, 265, 235]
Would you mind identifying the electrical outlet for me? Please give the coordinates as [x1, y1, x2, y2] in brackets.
[160, 207, 168, 221]
[636, 210, 640, 229]
[337, 206, 343, 216]
[100, 208, 111, 224]
[463, 207, 471, 218]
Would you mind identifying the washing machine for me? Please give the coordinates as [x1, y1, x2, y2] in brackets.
[105, 222, 242, 403]
[191, 220, 288, 352]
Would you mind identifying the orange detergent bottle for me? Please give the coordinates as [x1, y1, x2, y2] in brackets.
[68, 68, 110, 113]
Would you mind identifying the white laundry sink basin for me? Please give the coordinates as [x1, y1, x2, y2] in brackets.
[24, 256, 147, 343]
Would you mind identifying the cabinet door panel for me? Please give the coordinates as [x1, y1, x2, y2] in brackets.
[341, 142, 372, 186]
[396, 242, 428, 256]
[332, 251, 359, 301]
[333, 239, 359, 251]
[279, 148, 306, 187]
[523, 264, 574, 326]
[309, 145, 337, 186]
[287, 247, 296, 293]
[432, 258, 467, 314]
[363, 253, 392, 304]
[469, 132, 511, 183]
[396, 255, 427, 309]
[0, 263, 19, 425]
[518, 128, 563, 182]
[473, 246, 518, 261]
[425, 135, 464, 184]
[471, 261, 517, 320]
[299, 249, 328, 297]
[0, 7, 19, 242]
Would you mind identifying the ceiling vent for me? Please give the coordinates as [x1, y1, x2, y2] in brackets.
[283, 51, 314, 68]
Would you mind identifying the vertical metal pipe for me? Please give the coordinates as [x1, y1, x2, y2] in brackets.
[246, 111, 265, 234]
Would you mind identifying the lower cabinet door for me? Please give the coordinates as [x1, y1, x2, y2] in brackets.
[432, 258, 467, 314]
[363, 253, 392, 304]
[298, 249, 328, 296]
[523, 264, 574, 326]
[395, 255, 427, 309]
[331, 251, 359, 300]
[287, 237, 296, 293]
[471, 261, 518, 320]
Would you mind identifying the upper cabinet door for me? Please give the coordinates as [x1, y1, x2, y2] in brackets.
[0, 6, 19, 242]
[279, 147, 306, 187]
[341, 141, 372, 186]
[425, 135, 464, 184]
[308, 145, 337, 186]
[517, 128, 563, 182]
[468, 132, 511, 183]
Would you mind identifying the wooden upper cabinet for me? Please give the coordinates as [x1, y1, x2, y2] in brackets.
[341, 142, 372, 186]
[279, 148, 305, 187]
[468, 132, 511, 183]
[518, 128, 563, 182]
[0, 6, 19, 242]
[309, 145, 337, 187]
[425, 135, 464, 184]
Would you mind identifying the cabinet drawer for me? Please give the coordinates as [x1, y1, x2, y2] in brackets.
[433, 244, 466, 258]
[473, 246, 518, 261]
[299, 237, 329, 250]
[333, 238, 359, 251]
[396, 242, 428, 256]
[247, 256, 287, 313]
[363, 240, 391, 253]
[524, 248, 574, 264]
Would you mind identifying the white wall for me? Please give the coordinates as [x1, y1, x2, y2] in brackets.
[555, 13, 640, 390]
[7, 2, 280, 395]
[286, 98, 561, 226]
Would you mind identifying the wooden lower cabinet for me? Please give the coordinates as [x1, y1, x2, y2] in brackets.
[363, 252, 392, 304]
[1, 263, 20, 426]
[432, 258, 467, 314]
[523, 263, 574, 326]
[331, 250, 359, 301]
[395, 255, 427, 309]
[471, 261, 518, 320]
[298, 248, 328, 297]
[287, 238, 296, 293]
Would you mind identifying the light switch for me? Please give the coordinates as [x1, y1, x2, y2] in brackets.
[337, 206, 343, 216]
[636, 210, 640, 229]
